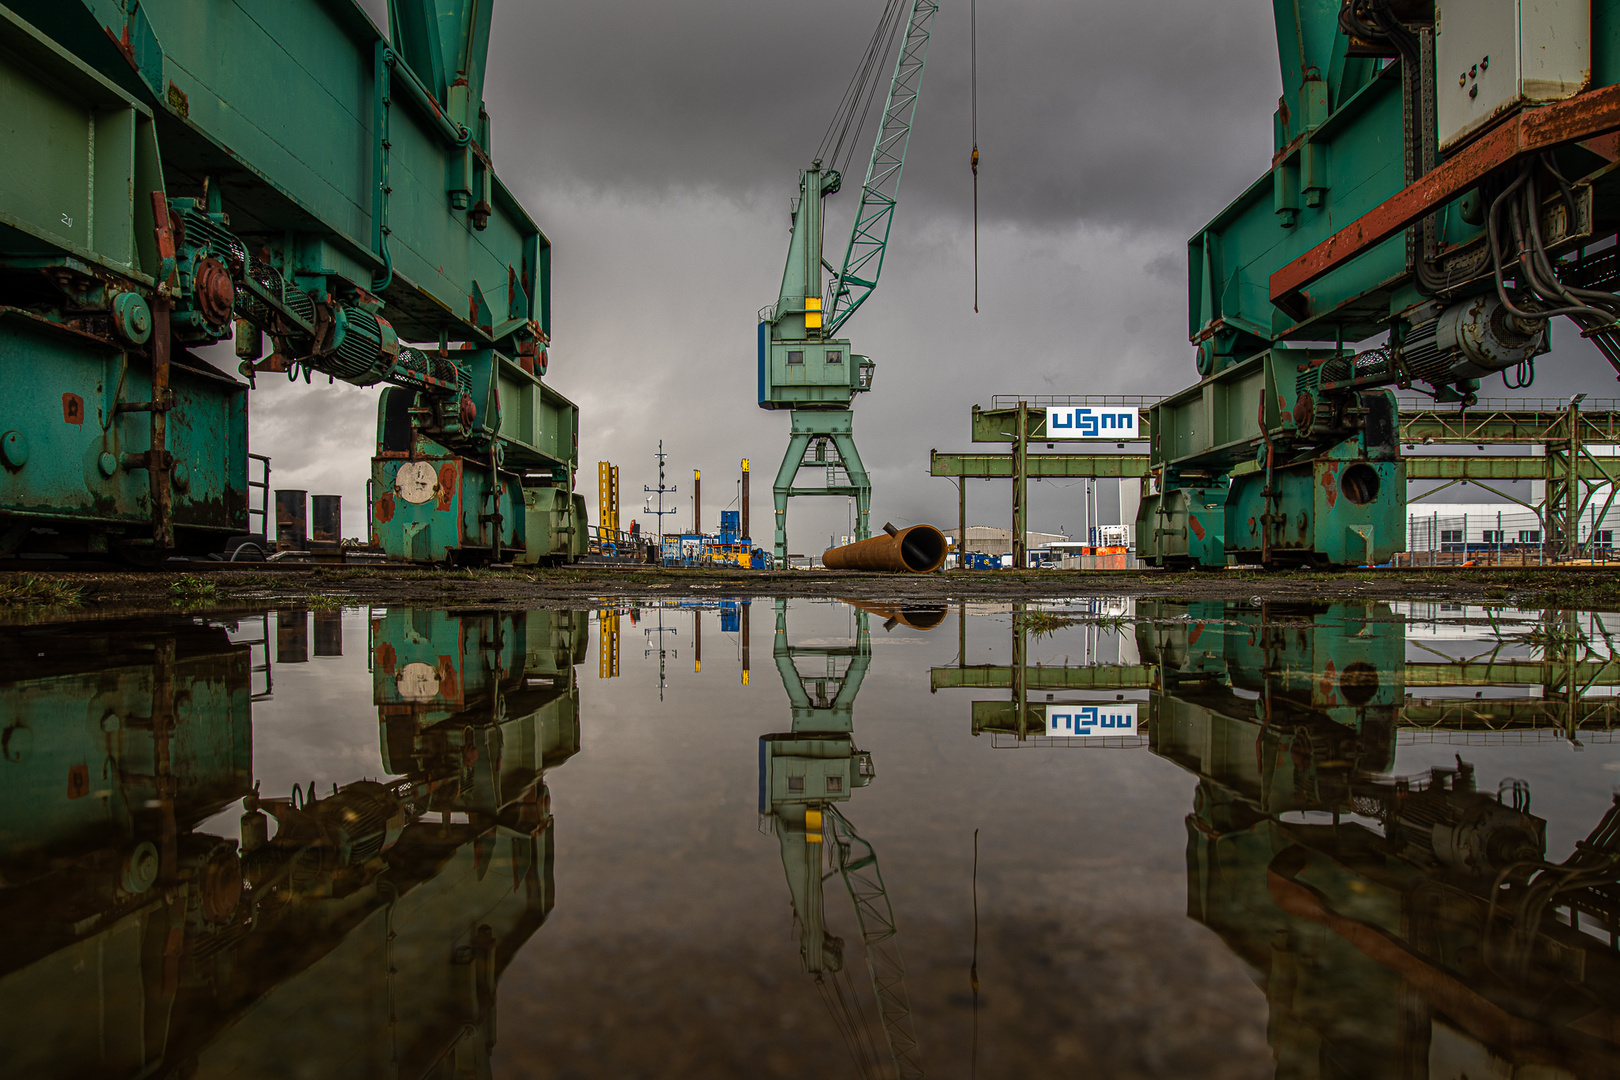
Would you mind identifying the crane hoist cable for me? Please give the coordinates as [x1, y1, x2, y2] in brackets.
[817, 0, 909, 177]
[971, 0, 979, 312]
[816, 966, 885, 1079]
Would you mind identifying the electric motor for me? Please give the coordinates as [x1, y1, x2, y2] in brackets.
[392, 344, 464, 390]
[320, 305, 400, 385]
[168, 200, 247, 344]
[1399, 295, 1546, 382]
[173, 202, 248, 269]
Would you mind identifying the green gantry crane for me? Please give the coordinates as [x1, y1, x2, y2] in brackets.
[0, 0, 584, 565]
[757, 0, 937, 562]
[1137, 2, 1620, 568]
[0, 607, 579, 1076]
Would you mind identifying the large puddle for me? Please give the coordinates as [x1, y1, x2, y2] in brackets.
[4, 598, 1620, 1078]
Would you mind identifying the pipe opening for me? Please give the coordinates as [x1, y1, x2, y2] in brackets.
[899, 526, 946, 572]
[900, 605, 948, 630]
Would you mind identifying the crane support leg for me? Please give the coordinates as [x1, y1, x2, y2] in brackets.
[831, 432, 872, 544]
[771, 410, 872, 561]
[773, 431, 813, 562]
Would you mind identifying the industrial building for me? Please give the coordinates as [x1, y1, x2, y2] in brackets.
[942, 527, 1067, 561]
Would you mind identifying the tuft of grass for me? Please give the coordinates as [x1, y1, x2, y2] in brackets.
[1023, 611, 1084, 638]
[0, 575, 84, 607]
[169, 574, 218, 604]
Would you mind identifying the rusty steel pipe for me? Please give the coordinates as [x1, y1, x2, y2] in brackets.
[840, 598, 949, 630]
[822, 522, 947, 574]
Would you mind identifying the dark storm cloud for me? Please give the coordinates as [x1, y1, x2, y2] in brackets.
[276, 1, 1620, 544]
[279, 0, 1332, 541]
[486, 1, 1281, 231]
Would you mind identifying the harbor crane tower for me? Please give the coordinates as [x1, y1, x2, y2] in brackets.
[757, 0, 937, 562]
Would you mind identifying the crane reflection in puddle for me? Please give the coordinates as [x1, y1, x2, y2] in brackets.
[758, 599, 929, 1080]
[0, 607, 583, 1079]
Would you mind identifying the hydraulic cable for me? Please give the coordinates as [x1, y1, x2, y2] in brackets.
[1485, 157, 1620, 379]
[1342, 0, 1620, 380]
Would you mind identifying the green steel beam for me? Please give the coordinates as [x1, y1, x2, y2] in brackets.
[971, 405, 1042, 443]
[932, 450, 1620, 483]
[1400, 407, 1620, 445]
[1401, 698, 1620, 729]
[962, 405, 1620, 455]
[969, 700, 1153, 737]
[1402, 456, 1620, 481]
[970, 698, 1620, 736]
[935, 659, 1620, 693]
[971, 404, 1154, 444]
[1402, 659, 1620, 688]
[966, 402, 1620, 449]
[930, 451, 1150, 479]
[930, 664, 1154, 692]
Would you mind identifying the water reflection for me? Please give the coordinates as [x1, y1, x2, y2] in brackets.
[594, 599, 754, 695]
[936, 600, 1620, 1078]
[10, 598, 1620, 1077]
[758, 599, 924, 1079]
[935, 600, 1620, 743]
[0, 609, 583, 1078]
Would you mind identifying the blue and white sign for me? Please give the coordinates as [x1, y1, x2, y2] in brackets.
[1046, 703, 1139, 737]
[1045, 406, 1139, 440]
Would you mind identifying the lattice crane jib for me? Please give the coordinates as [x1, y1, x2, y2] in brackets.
[828, 806, 924, 1080]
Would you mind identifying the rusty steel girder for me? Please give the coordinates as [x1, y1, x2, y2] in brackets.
[1270, 82, 1620, 312]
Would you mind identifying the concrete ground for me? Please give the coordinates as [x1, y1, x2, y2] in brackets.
[3, 563, 1620, 620]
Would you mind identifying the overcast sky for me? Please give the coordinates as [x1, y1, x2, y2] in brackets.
[250, 0, 1620, 548]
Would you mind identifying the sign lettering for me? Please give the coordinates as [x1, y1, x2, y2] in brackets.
[1045, 406, 1138, 440]
[1045, 703, 1139, 737]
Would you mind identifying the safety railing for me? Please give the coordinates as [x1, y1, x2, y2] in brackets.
[990, 394, 1165, 409]
[1395, 396, 1620, 413]
[586, 525, 653, 563]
